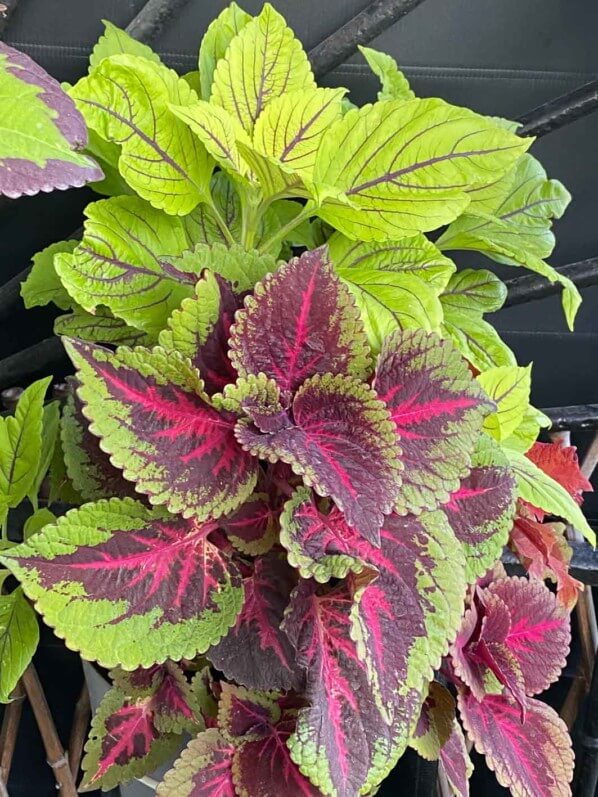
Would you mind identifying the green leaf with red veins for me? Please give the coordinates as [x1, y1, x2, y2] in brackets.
[63, 340, 258, 521]
[236, 373, 401, 545]
[80, 686, 180, 791]
[0, 498, 244, 669]
[207, 555, 303, 692]
[229, 248, 370, 394]
[281, 509, 467, 796]
[443, 437, 516, 582]
[373, 329, 493, 515]
[409, 681, 455, 760]
[54, 196, 209, 336]
[312, 99, 530, 241]
[156, 729, 237, 797]
[61, 392, 138, 502]
[458, 691, 574, 797]
[54, 306, 153, 347]
[198, 2, 253, 100]
[439, 720, 473, 797]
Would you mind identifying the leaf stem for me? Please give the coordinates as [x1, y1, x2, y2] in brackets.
[208, 201, 236, 247]
[1, 515, 8, 544]
[258, 202, 316, 255]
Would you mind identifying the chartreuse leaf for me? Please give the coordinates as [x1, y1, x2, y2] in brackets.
[211, 3, 315, 134]
[0, 377, 50, 510]
[63, 340, 258, 521]
[23, 508, 57, 539]
[328, 231, 456, 291]
[458, 692, 573, 797]
[283, 510, 467, 797]
[170, 101, 251, 178]
[440, 268, 515, 371]
[61, 393, 138, 502]
[83, 128, 134, 197]
[70, 54, 212, 215]
[477, 365, 532, 441]
[80, 684, 180, 791]
[409, 681, 455, 760]
[21, 240, 78, 310]
[54, 306, 152, 346]
[54, 196, 206, 335]
[0, 498, 244, 669]
[502, 405, 551, 453]
[89, 20, 162, 69]
[374, 329, 493, 515]
[239, 87, 346, 198]
[339, 269, 444, 353]
[157, 729, 236, 796]
[28, 400, 60, 508]
[359, 45, 415, 101]
[0, 42, 102, 198]
[0, 585, 39, 702]
[437, 154, 578, 328]
[443, 437, 516, 582]
[199, 2, 253, 100]
[506, 449, 595, 544]
[312, 98, 531, 241]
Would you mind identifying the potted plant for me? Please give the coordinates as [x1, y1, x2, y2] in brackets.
[0, 4, 593, 796]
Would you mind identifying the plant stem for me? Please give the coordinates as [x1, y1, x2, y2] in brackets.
[241, 190, 262, 251]
[209, 201, 236, 247]
[258, 203, 315, 255]
[1, 516, 7, 544]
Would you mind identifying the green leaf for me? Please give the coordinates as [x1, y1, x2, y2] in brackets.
[21, 240, 78, 310]
[198, 1, 252, 100]
[84, 128, 134, 197]
[70, 54, 212, 215]
[328, 232, 456, 291]
[440, 268, 507, 315]
[89, 20, 162, 69]
[478, 365, 532, 441]
[54, 196, 207, 335]
[312, 98, 531, 241]
[359, 46, 415, 102]
[170, 100, 251, 178]
[0, 586, 39, 702]
[240, 87, 346, 198]
[211, 3, 315, 134]
[54, 306, 153, 346]
[28, 400, 60, 507]
[502, 405, 551, 453]
[507, 449, 596, 545]
[437, 154, 578, 328]
[339, 269, 443, 353]
[0, 378, 50, 510]
[23, 508, 57, 540]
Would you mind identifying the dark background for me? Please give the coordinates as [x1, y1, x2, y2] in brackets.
[0, 1, 596, 795]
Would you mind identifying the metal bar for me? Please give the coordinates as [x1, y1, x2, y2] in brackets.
[503, 258, 598, 308]
[308, 0, 428, 78]
[125, 0, 195, 43]
[517, 78, 598, 139]
[503, 540, 598, 585]
[0, 267, 30, 319]
[539, 406, 598, 433]
[0, 338, 65, 392]
[0, 0, 21, 35]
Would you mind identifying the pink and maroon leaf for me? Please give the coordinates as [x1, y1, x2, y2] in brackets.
[458, 691, 574, 797]
[439, 720, 473, 797]
[229, 248, 370, 394]
[63, 339, 258, 521]
[156, 729, 236, 797]
[373, 329, 493, 515]
[236, 373, 402, 544]
[207, 555, 304, 692]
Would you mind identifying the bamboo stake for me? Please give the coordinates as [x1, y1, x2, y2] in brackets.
[67, 683, 90, 782]
[20, 665, 77, 797]
[0, 682, 25, 786]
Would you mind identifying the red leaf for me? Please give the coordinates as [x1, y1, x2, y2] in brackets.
[523, 441, 592, 520]
[510, 517, 582, 608]
[229, 247, 370, 394]
[439, 720, 473, 797]
[458, 691, 574, 797]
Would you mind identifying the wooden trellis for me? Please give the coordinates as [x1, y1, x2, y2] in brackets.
[0, 1, 597, 794]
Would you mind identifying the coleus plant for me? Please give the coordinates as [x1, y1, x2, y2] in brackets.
[0, 4, 594, 797]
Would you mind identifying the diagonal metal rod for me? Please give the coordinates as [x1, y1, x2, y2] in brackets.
[309, 0, 429, 78]
[125, 0, 195, 43]
[0, 0, 21, 35]
[517, 78, 598, 138]
[504, 258, 598, 308]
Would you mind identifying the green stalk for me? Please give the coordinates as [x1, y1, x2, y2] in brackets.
[208, 200, 236, 247]
[257, 202, 315, 255]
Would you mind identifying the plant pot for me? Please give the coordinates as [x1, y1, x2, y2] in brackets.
[82, 662, 186, 796]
